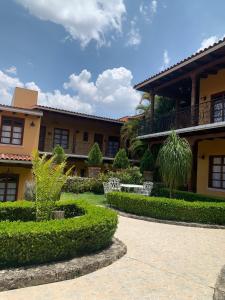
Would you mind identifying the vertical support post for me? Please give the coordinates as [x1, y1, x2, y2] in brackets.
[149, 91, 155, 133]
[191, 74, 197, 125]
[175, 98, 180, 128]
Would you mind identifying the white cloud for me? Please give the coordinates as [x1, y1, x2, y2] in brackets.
[5, 66, 17, 75]
[151, 0, 158, 14]
[126, 19, 141, 47]
[16, 0, 126, 47]
[160, 50, 170, 71]
[0, 67, 140, 118]
[140, 0, 158, 22]
[198, 35, 224, 52]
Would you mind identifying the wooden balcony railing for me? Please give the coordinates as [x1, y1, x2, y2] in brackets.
[38, 138, 119, 158]
[138, 98, 225, 136]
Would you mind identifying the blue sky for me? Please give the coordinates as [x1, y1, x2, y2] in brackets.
[0, 0, 225, 118]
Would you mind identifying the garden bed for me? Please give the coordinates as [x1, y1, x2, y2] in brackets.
[107, 192, 225, 225]
[0, 200, 118, 268]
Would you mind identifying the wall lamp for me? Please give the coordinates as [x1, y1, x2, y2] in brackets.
[30, 121, 35, 127]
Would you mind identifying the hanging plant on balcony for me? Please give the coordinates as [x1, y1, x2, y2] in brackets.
[157, 131, 192, 198]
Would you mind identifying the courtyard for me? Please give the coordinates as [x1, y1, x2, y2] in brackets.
[1, 213, 225, 300]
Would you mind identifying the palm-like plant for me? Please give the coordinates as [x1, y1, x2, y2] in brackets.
[157, 131, 192, 197]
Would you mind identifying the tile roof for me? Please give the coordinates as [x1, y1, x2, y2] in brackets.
[0, 104, 43, 116]
[35, 105, 124, 124]
[0, 153, 32, 162]
[134, 36, 225, 89]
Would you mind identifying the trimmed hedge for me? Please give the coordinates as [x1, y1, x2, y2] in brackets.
[0, 200, 117, 267]
[107, 192, 225, 225]
[152, 187, 225, 203]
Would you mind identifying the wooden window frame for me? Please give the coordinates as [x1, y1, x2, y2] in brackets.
[83, 131, 89, 142]
[0, 116, 24, 145]
[208, 155, 225, 190]
[0, 174, 19, 202]
[53, 128, 69, 149]
[211, 91, 225, 123]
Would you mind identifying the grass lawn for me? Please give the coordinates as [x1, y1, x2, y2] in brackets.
[61, 192, 107, 206]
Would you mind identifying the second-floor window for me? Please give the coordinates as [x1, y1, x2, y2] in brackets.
[212, 92, 225, 123]
[53, 128, 69, 149]
[0, 117, 24, 145]
[83, 131, 89, 142]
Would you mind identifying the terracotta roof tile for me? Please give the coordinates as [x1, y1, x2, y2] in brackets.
[0, 153, 32, 162]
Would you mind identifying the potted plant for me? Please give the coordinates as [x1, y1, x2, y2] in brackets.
[140, 149, 155, 180]
[87, 143, 103, 177]
[113, 149, 130, 170]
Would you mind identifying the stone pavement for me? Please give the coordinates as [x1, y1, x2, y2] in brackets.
[1, 216, 225, 300]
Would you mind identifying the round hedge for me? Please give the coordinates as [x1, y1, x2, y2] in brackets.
[107, 192, 225, 225]
[0, 200, 117, 267]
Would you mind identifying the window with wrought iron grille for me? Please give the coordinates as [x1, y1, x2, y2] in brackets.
[53, 128, 69, 149]
[212, 92, 225, 123]
[0, 117, 24, 145]
[209, 156, 225, 190]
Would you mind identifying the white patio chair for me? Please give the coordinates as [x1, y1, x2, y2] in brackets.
[108, 177, 121, 192]
[141, 182, 154, 196]
[103, 182, 112, 194]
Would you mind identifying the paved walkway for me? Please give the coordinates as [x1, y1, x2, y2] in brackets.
[1, 216, 225, 300]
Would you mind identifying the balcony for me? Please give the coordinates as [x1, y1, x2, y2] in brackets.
[38, 138, 119, 159]
[138, 97, 225, 136]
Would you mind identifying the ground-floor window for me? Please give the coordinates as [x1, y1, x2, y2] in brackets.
[0, 174, 18, 201]
[209, 156, 225, 189]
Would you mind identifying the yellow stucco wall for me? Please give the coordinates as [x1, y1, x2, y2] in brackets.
[0, 111, 41, 155]
[0, 165, 32, 200]
[12, 87, 38, 109]
[199, 68, 225, 124]
[197, 139, 225, 197]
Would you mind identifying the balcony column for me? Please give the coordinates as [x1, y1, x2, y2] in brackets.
[175, 98, 180, 128]
[149, 91, 155, 132]
[191, 73, 197, 125]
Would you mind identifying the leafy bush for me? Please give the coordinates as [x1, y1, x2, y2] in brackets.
[32, 151, 71, 221]
[113, 149, 130, 169]
[107, 192, 225, 225]
[24, 180, 36, 201]
[53, 145, 66, 164]
[152, 187, 225, 203]
[157, 131, 192, 197]
[140, 149, 155, 173]
[63, 167, 143, 194]
[87, 143, 103, 166]
[0, 201, 36, 221]
[0, 199, 118, 267]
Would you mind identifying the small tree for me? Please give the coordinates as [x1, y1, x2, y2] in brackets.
[32, 151, 71, 221]
[87, 143, 103, 166]
[53, 145, 66, 164]
[140, 149, 155, 173]
[157, 131, 192, 197]
[113, 149, 130, 169]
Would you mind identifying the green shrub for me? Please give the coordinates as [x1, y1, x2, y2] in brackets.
[0, 201, 35, 221]
[107, 192, 225, 225]
[63, 167, 143, 194]
[140, 149, 155, 173]
[53, 145, 66, 164]
[87, 143, 103, 166]
[0, 200, 117, 267]
[152, 187, 225, 203]
[113, 149, 130, 169]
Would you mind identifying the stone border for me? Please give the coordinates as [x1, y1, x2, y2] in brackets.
[214, 266, 225, 299]
[0, 238, 126, 292]
[114, 209, 225, 229]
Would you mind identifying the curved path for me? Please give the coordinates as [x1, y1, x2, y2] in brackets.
[1, 216, 225, 300]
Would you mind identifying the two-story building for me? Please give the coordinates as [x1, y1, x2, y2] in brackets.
[0, 87, 124, 200]
[135, 37, 225, 197]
